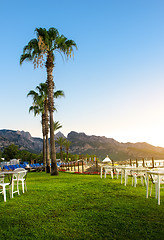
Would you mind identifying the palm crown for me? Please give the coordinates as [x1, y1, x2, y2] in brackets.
[20, 27, 77, 68]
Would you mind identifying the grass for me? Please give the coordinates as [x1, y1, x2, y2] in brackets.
[0, 172, 164, 240]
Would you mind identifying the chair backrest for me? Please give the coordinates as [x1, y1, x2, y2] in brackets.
[13, 168, 27, 180]
[18, 170, 27, 180]
[14, 168, 25, 172]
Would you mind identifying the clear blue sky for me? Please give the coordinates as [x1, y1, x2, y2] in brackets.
[1, 0, 164, 147]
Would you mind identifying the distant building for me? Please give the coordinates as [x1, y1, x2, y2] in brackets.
[102, 155, 112, 163]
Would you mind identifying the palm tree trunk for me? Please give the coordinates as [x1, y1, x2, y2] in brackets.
[46, 133, 51, 173]
[60, 146, 63, 162]
[44, 98, 50, 173]
[42, 113, 46, 168]
[46, 51, 58, 175]
[49, 112, 58, 174]
[43, 135, 46, 167]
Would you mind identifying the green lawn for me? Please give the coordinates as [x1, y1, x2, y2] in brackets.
[0, 172, 164, 240]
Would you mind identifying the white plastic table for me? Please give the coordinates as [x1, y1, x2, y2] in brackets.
[146, 169, 164, 205]
[100, 165, 126, 180]
[120, 167, 148, 186]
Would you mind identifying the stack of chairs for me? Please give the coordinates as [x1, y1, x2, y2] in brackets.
[29, 163, 44, 171]
[2, 162, 44, 172]
[3, 162, 28, 171]
[3, 165, 11, 171]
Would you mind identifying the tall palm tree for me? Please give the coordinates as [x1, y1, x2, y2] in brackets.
[56, 137, 66, 162]
[64, 140, 72, 162]
[20, 27, 77, 175]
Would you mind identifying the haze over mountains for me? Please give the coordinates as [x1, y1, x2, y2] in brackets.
[0, 129, 164, 161]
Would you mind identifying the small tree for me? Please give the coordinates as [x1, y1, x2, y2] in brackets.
[2, 144, 19, 161]
[64, 140, 72, 162]
[56, 137, 66, 162]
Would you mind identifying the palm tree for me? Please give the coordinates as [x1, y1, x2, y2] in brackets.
[64, 140, 72, 162]
[42, 84, 64, 173]
[28, 83, 64, 173]
[27, 90, 46, 167]
[56, 137, 66, 162]
[20, 27, 77, 175]
[35, 83, 50, 173]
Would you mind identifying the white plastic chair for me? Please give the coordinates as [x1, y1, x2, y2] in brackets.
[12, 168, 27, 197]
[0, 174, 11, 202]
[104, 168, 113, 179]
[132, 171, 146, 187]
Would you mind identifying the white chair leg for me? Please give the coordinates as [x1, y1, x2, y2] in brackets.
[121, 170, 123, 184]
[144, 175, 147, 186]
[3, 185, 6, 202]
[22, 181, 25, 193]
[134, 176, 137, 187]
[141, 176, 143, 186]
[104, 170, 106, 179]
[155, 183, 158, 199]
[11, 182, 14, 198]
[150, 183, 153, 197]
[111, 170, 113, 179]
[17, 180, 20, 195]
[25, 181, 27, 192]
[100, 167, 102, 179]
[125, 174, 128, 185]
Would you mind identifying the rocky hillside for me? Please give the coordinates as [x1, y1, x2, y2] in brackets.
[67, 131, 164, 161]
[1, 129, 164, 161]
[0, 129, 43, 153]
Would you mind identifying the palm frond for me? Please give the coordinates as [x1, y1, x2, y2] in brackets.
[64, 140, 72, 149]
[65, 39, 77, 49]
[29, 105, 41, 116]
[54, 90, 65, 98]
[36, 83, 48, 96]
[53, 121, 62, 131]
[27, 90, 38, 98]
[20, 53, 33, 65]
[56, 137, 66, 146]
[23, 39, 39, 53]
[48, 28, 59, 50]
[20, 36, 43, 68]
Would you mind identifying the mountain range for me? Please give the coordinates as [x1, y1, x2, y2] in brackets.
[1, 129, 164, 161]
